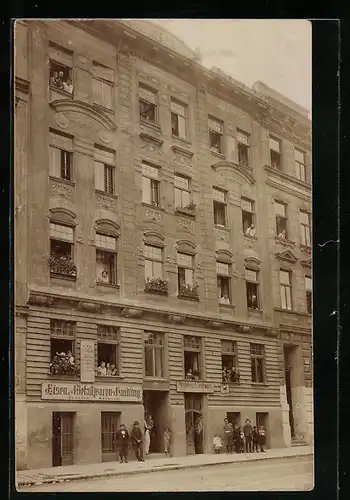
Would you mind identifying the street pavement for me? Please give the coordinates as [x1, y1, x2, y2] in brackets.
[18, 456, 313, 492]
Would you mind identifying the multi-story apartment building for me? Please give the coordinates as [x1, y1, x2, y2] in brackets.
[14, 19, 312, 470]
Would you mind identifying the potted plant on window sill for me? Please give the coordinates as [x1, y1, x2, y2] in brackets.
[176, 202, 197, 218]
[145, 277, 169, 295]
[49, 352, 80, 376]
[178, 282, 199, 300]
[49, 254, 77, 277]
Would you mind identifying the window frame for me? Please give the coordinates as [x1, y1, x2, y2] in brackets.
[221, 340, 239, 383]
[95, 233, 118, 286]
[208, 116, 224, 154]
[250, 343, 266, 384]
[139, 84, 158, 123]
[171, 99, 188, 139]
[49, 60, 73, 95]
[94, 160, 115, 195]
[300, 210, 311, 247]
[97, 325, 120, 377]
[49, 222, 76, 277]
[305, 275, 312, 314]
[245, 267, 260, 309]
[295, 148, 306, 182]
[237, 129, 250, 166]
[144, 332, 165, 379]
[279, 269, 293, 311]
[213, 188, 227, 227]
[274, 200, 288, 238]
[174, 174, 191, 209]
[142, 161, 160, 207]
[216, 261, 231, 304]
[177, 252, 195, 293]
[269, 135, 282, 170]
[183, 335, 202, 380]
[49, 146, 73, 182]
[144, 244, 164, 280]
[50, 319, 76, 363]
[92, 76, 113, 110]
[241, 197, 256, 235]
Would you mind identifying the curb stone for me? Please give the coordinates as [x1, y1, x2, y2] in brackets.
[17, 452, 313, 488]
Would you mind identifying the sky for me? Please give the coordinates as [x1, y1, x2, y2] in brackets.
[153, 19, 311, 114]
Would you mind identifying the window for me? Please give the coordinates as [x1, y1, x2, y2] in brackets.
[300, 210, 311, 247]
[241, 198, 256, 236]
[97, 326, 119, 376]
[94, 161, 114, 194]
[280, 270, 293, 310]
[142, 162, 160, 206]
[171, 100, 187, 139]
[250, 344, 265, 383]
[246, 268, 259, 309]
[144, 244, 163, 279]
[184, 336, 201, 380]
[177, 252, 194, 292]
[101, 413, 120, 459]
[295, 149, 306, 181]
[217, 262, 231, 304]
[50, 320, 76, 375]
[139, 85, 157, 123]
[144, 332, 164, 378]
[305, 276, 312, 314]
[213, 188, 227, 227]
[95, 233, 117, 286]
[174, 175, 191, 209]
[237, 129, 250, 166]
[269, 136, 282, 170]
[49, 147, 72, 181]
[49, 223, 76, 277]
[209, 117, 223, 154]
[49, 60, 73, 94]
[93, 78, 112, 108]
[274, 201, 288, 239]
[221, 340, 239, 383]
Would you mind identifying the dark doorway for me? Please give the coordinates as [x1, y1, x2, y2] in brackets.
[143, 390, 169, 453]
[52, 412, 74, 467]
[184, 394, 203, 455]
[285, 368, 295, 437]
[101, 412, 120, 462]
[227, 412, 241, 427]
[256, 412, 270, 448]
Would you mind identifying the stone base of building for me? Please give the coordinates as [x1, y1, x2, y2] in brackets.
[280, 385, 314, 446]
[15, 394, 28, 470]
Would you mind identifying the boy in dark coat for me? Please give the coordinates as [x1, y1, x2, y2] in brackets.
[234, 425, 243, 453]
[131, 421, 145, 462]
[243, 419, 253, 453]
[252, 425, 259, 452]
[115, 424, 129, 463]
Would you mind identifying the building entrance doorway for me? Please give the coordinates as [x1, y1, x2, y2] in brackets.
[256, 412, 270, 448]
[227, 412, 241, 427]
[184, 394, 203, 455]
[285, 368, 295, 437]
[143, 390, 169, 453]
[101, 412, 120, 462]
[52, 412, 75, 467]
[284, 344, 304, 439]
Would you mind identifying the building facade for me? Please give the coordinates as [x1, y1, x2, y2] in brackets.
[14, 19, 313, 470]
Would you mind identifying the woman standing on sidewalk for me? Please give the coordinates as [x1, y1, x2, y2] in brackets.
[144, 418, 151, 455]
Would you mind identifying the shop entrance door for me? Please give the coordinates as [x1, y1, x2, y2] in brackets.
[143, 390, 169, 453]
[101, 412, 120, 462]
[184, 394, 203, 455]
[52, 412, 75, 467]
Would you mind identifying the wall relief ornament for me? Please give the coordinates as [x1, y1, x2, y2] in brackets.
[145, 210, 162, 223]
[98, 129, 112, 144]
[76, 234, 84, 244]
[215, 228, 229, 242]
[121, 308, 143, 318]
[55, 113, 70, 129]
[244, 237, 256, 249]
[96, 194, 116, 211]
[177, 218, 194, 232]
[140, 142, 162, 156]
[51, 183, 73, 198]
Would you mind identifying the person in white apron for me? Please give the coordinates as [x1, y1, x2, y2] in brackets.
[144, 419, 151, 455]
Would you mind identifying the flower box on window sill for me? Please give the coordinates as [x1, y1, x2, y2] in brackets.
[178, 283, 199, 300]
[145, 277, 169, 295]
[49, 254, 77, 278]
[50, 272, 76, 282]
[210, 149, 226, 160]
[49, 363, 80, 377]
[178, 293, 199, 301]
[175, 206, 197, 218]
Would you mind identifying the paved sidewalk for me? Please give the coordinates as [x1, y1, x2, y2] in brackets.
[16, 446, 313, 488]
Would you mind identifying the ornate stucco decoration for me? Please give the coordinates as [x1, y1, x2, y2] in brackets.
[77, 301, 101, 313]
[121, 308, 143, 318]
[48, 207, 77, 227]
[167, 314, 185, 324]
[139, 132, 164, 148]
[275, 249, 298, 264]
[300, 257, 312, 270]
[215, 228, 229, 242]
[96, 194, 117, 212]
[237, 324, 252, 334]
[177, 218, 194, 233]
[212, 160, 255, 185]
[171, 145, 194, 167]
[145, 209, 162, 223]
[28, 295, 54, 307]
[51, 182, 73, 198]
[208, 321, 223, 330]
[50, 100, 117, 131]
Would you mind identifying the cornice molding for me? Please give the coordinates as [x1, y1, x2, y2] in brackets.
[139, 132, 164, 147]
[171, 145, 194, 158]
[266, 179, 311, 202]
[50, 99, 117, 131]
[264, 165, 311, 192]
[15, 76, 30, 94]
[275, 249, 298, 264]
[212, 161, 255, 185]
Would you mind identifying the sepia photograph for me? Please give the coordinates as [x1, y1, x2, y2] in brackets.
[14, 18, 313, 492]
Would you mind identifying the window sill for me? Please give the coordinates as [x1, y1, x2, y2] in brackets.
[93, 102, 115, 114]
[274, 307, 309, 317]
[214, 224, 229, 231]
[178, 294, 200, 302]
[96, 282, 120, 289]
[142, 202, 164, 211]
[140, 118, 161, 131]
[48, 373, 79, 380]
[50, 272, 76, 282]
[210, 149, 226, 160]
[175, 207, 196, 219]
[95, 189, 118, 200]
[238, 161, 251, 169]
[49, 85, 74, 99]
[219, 303, 235, 310]
[96, 375, 123, 381]
[171, 134, 192, 146]
[49, 176, 75, 187]
[274, 236, 295, 246]
[144, 288, 168, 296]
[244, 234, 257, 241]
[144, 377, 168, 382]
[248, 308, 263, 314]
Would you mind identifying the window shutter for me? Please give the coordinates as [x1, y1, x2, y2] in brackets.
[49, 146, 61, 178]
[94, 161, 105, 191]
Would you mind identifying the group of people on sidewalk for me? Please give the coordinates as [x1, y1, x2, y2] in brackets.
[213, 418, 266, 454]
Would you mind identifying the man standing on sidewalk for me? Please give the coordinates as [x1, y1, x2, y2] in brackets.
[243, 419, 253, 453]
[116, 424, 129, 463]
[131, 421, 145, 462]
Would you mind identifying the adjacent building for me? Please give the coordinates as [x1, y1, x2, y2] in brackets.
[14, 19, 313, 470]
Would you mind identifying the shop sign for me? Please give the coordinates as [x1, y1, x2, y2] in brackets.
[41, 382, 143, 402]
[80, 339, 95, 383]
[176, 380, 215, 393]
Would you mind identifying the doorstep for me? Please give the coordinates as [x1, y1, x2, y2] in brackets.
[16, 446, 313, 488]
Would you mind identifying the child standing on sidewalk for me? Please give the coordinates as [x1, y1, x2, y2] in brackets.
[213, 434, 223, 454]
[164, 427, 172, 456]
